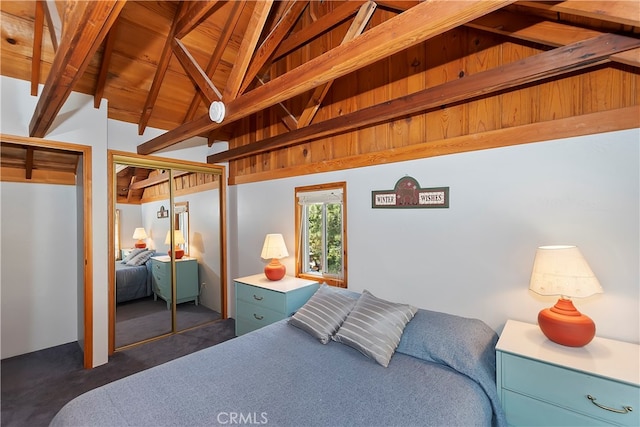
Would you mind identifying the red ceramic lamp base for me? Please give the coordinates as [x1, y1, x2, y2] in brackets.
[538, 298, 596, 347]
[264, 259, 286, 281]
[168, 248, 185, 259]
[135, 241, 147, 248]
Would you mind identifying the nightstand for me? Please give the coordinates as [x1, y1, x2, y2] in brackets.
[234, 274, 319, 336]
[496, 319, 639, 426]
[150, 255, 199, 309]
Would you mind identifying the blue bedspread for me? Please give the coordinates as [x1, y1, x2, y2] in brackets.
[51, 307, 505, 427]
[115, 262, 152, 303]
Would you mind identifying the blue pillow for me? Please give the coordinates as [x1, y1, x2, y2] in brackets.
[396, 309, 506, 427]
[396, 309, 498, 373]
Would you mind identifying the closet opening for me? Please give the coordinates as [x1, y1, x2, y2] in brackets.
[0, 134, 93, 368]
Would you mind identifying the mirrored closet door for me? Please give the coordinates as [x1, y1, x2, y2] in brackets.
[171, 167, 224, 333]
[109, 152, 226, 352]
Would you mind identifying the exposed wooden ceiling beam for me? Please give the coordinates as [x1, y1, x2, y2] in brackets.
[239, 0, 309, 94]
[467, 9, 640, 67]
[222, 0, 274, 101]
[174, 0, 220, 39]
[28, 1, 126, 138]
[129, 170, 189, 190]
[30, 0, 44, 96]
[138, 0, 514, 155]
[25, 146, 34, 180]
[374, 1, 418, 12]
[517, 0, 640, 27]
[255, 76, 299, 131]
[207, 128, 233, 147]
[172, 38, 222, 104]
[207, 34, 640, 163]
[184, 1, 245, 123]
[42, 0, 61, 51]
[269, 0, 371, 129]
[272, 0, 366, 61]
[298, 1, 377, 127]
[94, 24, 118, 108]
[126, 175, 136, 203]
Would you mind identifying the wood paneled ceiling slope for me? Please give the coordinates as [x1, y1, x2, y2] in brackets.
[1, 1, 639, 185]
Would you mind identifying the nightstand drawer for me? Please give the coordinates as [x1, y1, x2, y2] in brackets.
[236, 283, 286, 312]
[236, 300, 285, 328]
[151, 262, 167, 281]
[502, 389, 610, 426]
[502, 353, 639, 425]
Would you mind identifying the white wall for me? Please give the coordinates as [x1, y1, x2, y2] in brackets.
[230, 129, 640, 344]
[0, 183, 78, 358]
[117, 203, 144, 250]
[179, 190, 222, 312]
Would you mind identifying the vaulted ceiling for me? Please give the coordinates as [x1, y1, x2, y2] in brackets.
[1, 1, 639, 173]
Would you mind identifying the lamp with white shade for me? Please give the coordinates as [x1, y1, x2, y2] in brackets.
[132, 228, 148, 248]
[261, 234, 289, 281]
[529, 245, 603, 347]
[165, 230, 186, 259]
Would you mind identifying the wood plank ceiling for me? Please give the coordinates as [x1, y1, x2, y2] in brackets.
[1, 1, 639, 181]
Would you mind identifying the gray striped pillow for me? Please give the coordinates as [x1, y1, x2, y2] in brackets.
[332, 290, 417, 367]
[126, 250, 154, 266]
[289, 284, 358, 344]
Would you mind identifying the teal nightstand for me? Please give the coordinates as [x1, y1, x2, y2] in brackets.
[496, 320, 639, 426]
[234, 274, 319, 336]
[150, 255, 199, 309]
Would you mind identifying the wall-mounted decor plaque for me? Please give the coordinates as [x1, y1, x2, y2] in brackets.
[157, 205, 169, 218]
[372, 176, 449, 209]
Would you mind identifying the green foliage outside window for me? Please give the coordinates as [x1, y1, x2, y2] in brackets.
[306, 202, 342, 275]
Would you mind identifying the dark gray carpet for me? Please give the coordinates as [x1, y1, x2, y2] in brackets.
[115, 297, 221, 347]
[1, 318, 236, 427]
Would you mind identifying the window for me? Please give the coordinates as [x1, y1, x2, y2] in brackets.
[295, 182, 347, 288]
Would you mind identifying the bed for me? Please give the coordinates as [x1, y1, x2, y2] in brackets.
[115, 249, 155, 303]
[51, 286, 507, 427]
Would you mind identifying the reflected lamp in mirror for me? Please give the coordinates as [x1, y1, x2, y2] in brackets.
[165, 230, 186, 259]
[529, 245, 603, 347]
[261, 234, 289, 281]
[132, 228, 148, 249]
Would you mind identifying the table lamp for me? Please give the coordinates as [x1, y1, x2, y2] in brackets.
[165, 230, 186, 259]
[261, 234, 289, 281]
[529, 245, 603, 347]
[132, 228, 148, 248]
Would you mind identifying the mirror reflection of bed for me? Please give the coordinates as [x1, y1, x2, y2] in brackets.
[113, 162, 224, 349]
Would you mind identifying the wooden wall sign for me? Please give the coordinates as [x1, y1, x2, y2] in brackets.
[157, 205, 169, 218]
[372, 176, 449, 209]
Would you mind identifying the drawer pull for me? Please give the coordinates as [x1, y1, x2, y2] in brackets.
[253, 314, 264, 320]
[253, 294, 263, 301]
[587, 395, 633, 414]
